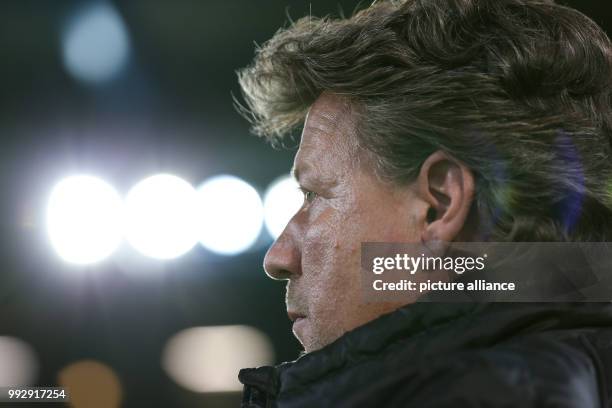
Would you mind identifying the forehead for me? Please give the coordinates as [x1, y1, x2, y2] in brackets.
[293, 93, 356, 178]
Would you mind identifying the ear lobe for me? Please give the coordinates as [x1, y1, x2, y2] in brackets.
[417, 150, 475, 243]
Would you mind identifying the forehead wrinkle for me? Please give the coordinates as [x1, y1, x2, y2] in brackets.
[292, 93, 360, 187]
[300, 115, 348, 161]
[303, 111, 341, 137]
[301, 93, 350, 147]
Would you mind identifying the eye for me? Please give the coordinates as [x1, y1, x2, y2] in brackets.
[299, 187, 318, 204]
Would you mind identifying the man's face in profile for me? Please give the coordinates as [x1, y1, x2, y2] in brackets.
[263, 93, 425, 352]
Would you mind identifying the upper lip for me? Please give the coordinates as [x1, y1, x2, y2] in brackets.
[287, 311, 306, 322]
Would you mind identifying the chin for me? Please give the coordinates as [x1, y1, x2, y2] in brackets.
[298, 324, 343, 353]
[293, 318, 320, 352]
[291, 316, 305, 338]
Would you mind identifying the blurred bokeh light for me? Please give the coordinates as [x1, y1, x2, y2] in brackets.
[46, 175, 124, 265]
[125, 174, 199, 260]
[161, 325, 274, 393]
[197, 175, 264, 255]
[263, 175, 303, 239]
[0, 336, 38, 387]
[62, 2, 130, 84]
[58, 360, 122, 408]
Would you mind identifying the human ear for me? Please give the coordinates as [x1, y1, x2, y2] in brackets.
[416, 150, 475, 243]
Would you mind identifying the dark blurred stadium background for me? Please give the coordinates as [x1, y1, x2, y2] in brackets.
[0, 1, 609, 407]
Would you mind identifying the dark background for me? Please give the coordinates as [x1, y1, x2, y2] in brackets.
[0, 1, 610, 407]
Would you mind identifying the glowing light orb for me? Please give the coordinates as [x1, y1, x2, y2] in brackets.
[0, 336, 38, 387]
[125, 174, 199, 260]
[162, 325, 274, 393]
[196, 175, 264, 255]
[263, 175, 303, 239]
[47, 175, 123, 264]
[62, 3, 130, 84]
[58, 360, 122, 408]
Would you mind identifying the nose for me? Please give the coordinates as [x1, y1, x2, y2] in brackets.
[263, 221, 302, 281]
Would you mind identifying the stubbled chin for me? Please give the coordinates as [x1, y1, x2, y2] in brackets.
[292, 317, 308, 347]
[294, 318, 343, 353]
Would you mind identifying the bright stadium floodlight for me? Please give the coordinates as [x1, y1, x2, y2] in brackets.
[263, 175, 304, 239]
[124, 174, 199, 260]
[61, 3, 130, 84]
[196, 175, 264, 255]
[47, 175, 124, 265]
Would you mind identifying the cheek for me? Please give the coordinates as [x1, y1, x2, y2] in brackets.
[303, 201, 361, 273]
[300, 208, 364, 316]
[359, 201, 420, 243]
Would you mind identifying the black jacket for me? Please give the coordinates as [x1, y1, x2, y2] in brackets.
[239, 302, 612, 407]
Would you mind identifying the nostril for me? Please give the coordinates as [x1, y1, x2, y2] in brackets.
[264, 249, 300, 280]
[265, 268, 292, 281]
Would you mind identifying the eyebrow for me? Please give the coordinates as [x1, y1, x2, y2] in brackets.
[292, 158, 339, 191]
[291, 161, 315, 184]
[291, 165, 301, 183]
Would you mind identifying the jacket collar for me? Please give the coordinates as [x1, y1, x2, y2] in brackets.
[240, 301, 612, 402]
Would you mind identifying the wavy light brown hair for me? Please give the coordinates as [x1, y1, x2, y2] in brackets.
[237, 0, 612, 241]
